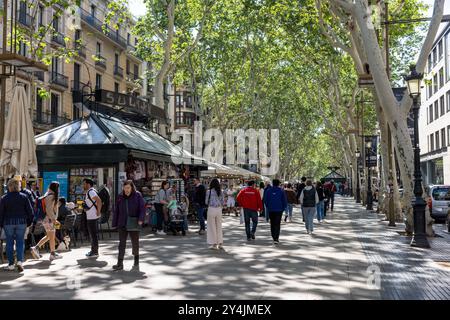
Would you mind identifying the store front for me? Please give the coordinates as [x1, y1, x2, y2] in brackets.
[35, 113, 207, 207]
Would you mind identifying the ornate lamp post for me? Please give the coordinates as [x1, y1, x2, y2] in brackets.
[355, 149, 361, 203]
[366, 139, 374, 211]
[404, 65, 430, 248]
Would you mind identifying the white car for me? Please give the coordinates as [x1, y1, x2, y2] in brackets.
[425, 185, 450, 222]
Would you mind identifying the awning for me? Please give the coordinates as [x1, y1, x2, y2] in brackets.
[35, 113, 207, 167]
[322, 170, 346, 182]
[227, 165, 261, 179]
[200, 162, 243, 178]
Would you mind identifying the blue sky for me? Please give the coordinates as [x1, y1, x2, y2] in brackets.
[129, 0, 146, 18]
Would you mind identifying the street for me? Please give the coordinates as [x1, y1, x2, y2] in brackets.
[1, 196, 448, 300]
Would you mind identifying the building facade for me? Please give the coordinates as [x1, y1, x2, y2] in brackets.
[0, 0, 163, 135]
[420, 22, 450, 185]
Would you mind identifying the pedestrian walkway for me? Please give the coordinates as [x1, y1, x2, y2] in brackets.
[0, 197, 448, 299]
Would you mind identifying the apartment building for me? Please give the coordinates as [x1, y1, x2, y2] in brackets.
[420, 22, 450, 185]
[0, 0, 164, 135]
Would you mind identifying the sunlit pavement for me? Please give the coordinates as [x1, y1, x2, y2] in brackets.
[0, 196, 449, 300]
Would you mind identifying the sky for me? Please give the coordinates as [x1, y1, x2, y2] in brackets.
[129, 0, 147, 18]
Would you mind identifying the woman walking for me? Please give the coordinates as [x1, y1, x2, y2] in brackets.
[284, 183, 297, 222]
[154, 181, 169, 235]
[0, 179, 34, 272]
[30, 182, 61, 261]
[112, 180, 145, 271]
[205, 179, 224, 250]
[299, 180, 319, 235]
[316, 182, 325, 223]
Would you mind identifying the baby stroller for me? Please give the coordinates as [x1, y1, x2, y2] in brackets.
[166, 196, 189, 236]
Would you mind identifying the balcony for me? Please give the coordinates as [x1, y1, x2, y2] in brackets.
[17, 10, 32, 28]
[74, 42, 86, 59]
[33, 110, 71, 127]
[52, 31, 66, 47]
[49, 71, 69, 89]
[34, 71, 45, 81]
[71, 80, 89, 92]
[95, 54, 107, 70]
[126, 72, 139, 82]
[79, 8, 127, 48]
[114, 65, 124, 78]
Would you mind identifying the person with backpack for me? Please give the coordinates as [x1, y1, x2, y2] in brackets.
[236, 180, 263, 241]
[0, 179, 34, 272]
[112, 180, 145, 271]
[30, 181, 62, 261]
[299, 180, 319, 235]
[264, 179, 287, 245]
[82, 178, 102, 258]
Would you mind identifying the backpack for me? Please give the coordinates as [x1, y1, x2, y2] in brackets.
[98, 187, 110, 214]
[35, 195, 47, 221]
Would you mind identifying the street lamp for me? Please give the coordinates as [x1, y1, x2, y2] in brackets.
[404, 64, 430, 248]
[365, 139, 373, 211]
[355, 149, 361, 203]
[349, 162, 353, 197]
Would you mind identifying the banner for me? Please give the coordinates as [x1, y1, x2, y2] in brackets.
[43, 171, 69, 199]
[365, 135, 378, 168]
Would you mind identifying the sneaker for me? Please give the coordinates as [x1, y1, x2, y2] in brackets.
[208, 245, 216, 250]
[16, 262, 24, 273]
[30, 246, 40, 260]
[49, 254, 62, 261]
[218, 244, 224, 250]
[86, 251, 99, 258]
[157, 230, 165, 235]
[112, 264, 124, 271]
[251, 233, 255, 240]
[273, 240, 279, 245]
[5, 264, 15, 271]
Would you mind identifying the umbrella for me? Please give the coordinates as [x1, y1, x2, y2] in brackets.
[0, 84, 38, 178]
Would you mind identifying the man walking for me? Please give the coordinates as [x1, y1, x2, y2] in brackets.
[83, 178, 102, 258]
[264, 179, 287, 245]
[236, 181, 263, 241]
[329, 180, 337, 211]
[299, 180, 319, 235]
[193, 178, 207, 235]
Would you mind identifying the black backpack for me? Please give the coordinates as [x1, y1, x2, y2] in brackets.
[98, 187, 110, 214]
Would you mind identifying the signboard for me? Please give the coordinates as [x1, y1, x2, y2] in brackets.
[365, 135, 378, 167]
[95, 89, 166, 120]
[43, 171, 68, 199]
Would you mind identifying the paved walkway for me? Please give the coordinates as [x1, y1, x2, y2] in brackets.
[0, 196, 448, 299]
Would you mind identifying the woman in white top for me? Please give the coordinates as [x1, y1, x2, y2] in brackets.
[205, 179, 224, 250]
[31, 182, 61, 261]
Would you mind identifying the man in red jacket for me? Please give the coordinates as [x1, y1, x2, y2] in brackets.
[236, 180, 263, 241]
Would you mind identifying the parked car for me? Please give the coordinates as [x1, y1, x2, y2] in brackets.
[425, 185, 450, 222]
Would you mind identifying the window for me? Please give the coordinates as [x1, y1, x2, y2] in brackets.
[427, 106, 430, 124]
[428, 135, 430, 152]
[91, 5, 96, 17]
[439, 68, 444, 88]
[428, 54, 432, 73]
[440, 95, 445, 116]
[433, 47, 437, 65]
[134, 64, 139, 77]
[430, 104, 434, 123]
[436, 131, 440, 150]
[95, 74, 102, 90]
[176, 95, 182, 107]
[447, 91, 450, 112]
[439, 40, 443, 60]
[96, 42, 101, 54]
[18, 41, 27, 56]
[127, 33, 130, 45]
[50, 93, 60, 125]
[434, 101, 439, 120]
[434, 74, 438, 93]
[430, 133, 435, 151]
[114, 53, 119, 67]
[126, 60, 130, 74]
[448, 126, 450, 146]
[428, 83, 433, 98]
[38, 5, 44, 26]
[114, 82, 119, 93]
[441, 128, 446, 148]
[75, 29, 81, 41]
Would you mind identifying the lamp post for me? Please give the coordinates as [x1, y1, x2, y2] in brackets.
[355, 149, 361, 203]
[349, 163, 353, 197]
[366, 139, 374, 211]
[404, 64, 430, 248]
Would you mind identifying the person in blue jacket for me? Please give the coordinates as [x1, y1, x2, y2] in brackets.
[264, 179, 287, 245]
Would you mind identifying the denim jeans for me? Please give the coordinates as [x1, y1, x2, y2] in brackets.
[303, 207, 316, 232]
[268, 211, 283, 241]
[243, 209, 258, 238]
[197, 206, 206, 230]
[264, 205, 269, 221]
[4, 224, 27, 265]
[285, 203, 293, 218]
[316, 201, 325, 221]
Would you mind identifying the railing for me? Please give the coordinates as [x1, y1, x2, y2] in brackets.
[71, 80, 89, 92]
[52, 31, 66, 46]
[74, 42, 86, 58]
[114, 65, 124, 78]
[17, 10, 32, 28]
[126, 72, 139, 81]
[34, 71, 44, 81]
[127, 44, 136, 52]
[33, 110, 71, 127]
[95, 54, 107, 69]
[49, 71, 69, 88]
[79, 7, 127, 48]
